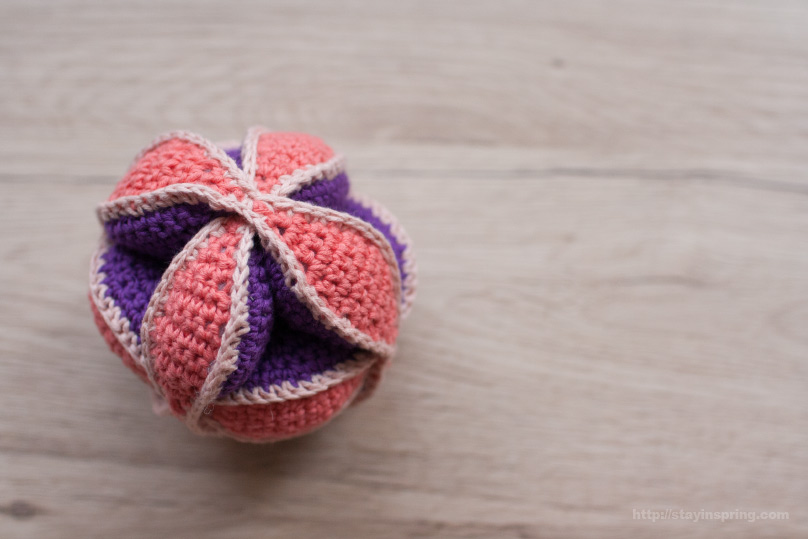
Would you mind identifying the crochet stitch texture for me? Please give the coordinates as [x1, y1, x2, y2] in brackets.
[89, 127, 416, 441]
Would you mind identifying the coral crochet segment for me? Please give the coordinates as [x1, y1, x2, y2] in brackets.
[89, 127, 416, 442]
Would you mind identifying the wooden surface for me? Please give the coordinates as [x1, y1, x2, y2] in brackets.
[1, 1, 806, 537]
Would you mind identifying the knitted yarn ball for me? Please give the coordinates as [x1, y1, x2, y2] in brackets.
[89, 127, 416, 442]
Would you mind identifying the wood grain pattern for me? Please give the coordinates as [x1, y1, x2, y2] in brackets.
[0, 1, 806, 537]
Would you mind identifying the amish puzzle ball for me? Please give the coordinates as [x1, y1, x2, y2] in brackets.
[89, 127, 416, 442]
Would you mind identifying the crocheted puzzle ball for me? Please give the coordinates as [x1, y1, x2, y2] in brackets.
[89, 127, 416, 442]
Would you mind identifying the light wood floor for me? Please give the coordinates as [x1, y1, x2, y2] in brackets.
[0, 1, 806, 537]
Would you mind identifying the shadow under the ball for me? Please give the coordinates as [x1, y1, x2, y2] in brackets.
[211, 414, 353, 464]
[205, 376, 417, 501]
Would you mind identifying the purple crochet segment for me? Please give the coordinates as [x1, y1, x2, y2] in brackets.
[224, 147, 242, 169]
[105, 204, 223, 260]
[220, 245, 273, 394]
[100, 148, 404, 395]
[99, 245, 166, 338]
[219, 240, 353, 395]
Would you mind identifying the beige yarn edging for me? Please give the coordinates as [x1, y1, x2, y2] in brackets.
[139, 217, 227, 402]
[216, 352, 377, 406]
[88, 239, 142, 364]
[348, 191, 418, 319]
[186, 223, 254, 434]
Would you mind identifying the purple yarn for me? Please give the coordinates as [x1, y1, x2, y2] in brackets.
[291, 172, 351, 210]
[104, 204, 222, 260]
[218, 239, 355, 394]
[219, 240, 274, 395]
[242, 319, 353, 391]
[224, 147, 242, 169]
[99, 245, 166, 340]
